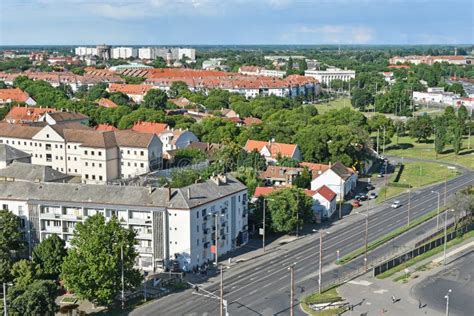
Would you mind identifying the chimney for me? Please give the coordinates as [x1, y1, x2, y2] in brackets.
[187, 187, 191, 199]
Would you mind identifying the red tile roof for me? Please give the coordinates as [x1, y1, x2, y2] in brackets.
[299, 162, 330, 179]
[4, 106, 56, 123]
[95, 124, 118, 131]
[131, 121, 169, 135]
[108, 84, 153, 95]
[97, 98, 118, 108]
[243, 117, 263, 126]
[253, 187, 279, 198]
[313, 185, 337, 201]
[244, 140, 298, 159]
[0, 88, 31, 103]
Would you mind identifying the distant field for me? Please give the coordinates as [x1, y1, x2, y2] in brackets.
[385, 135, 474, 170]
[314, 98, 353, 114]
[376, 161, 460, 203]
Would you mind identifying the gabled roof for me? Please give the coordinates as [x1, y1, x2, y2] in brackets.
[243, 117, 263, 126]
[0, 123, 43, 139]
[0, 161, 69, 183]
[97, 98, 118, 108]
[4, 106, 56, 123]
[299, 162, 330, 179]
[63, 130, 117, 149]
[330, 162, 355, 180]
[0, 144, 30, 162]
[44, 111, 89, 122]
[259, 166, 303, 180]
[253, 186, 278, 198]
[132, 121, 169, 135]
[244, 140, 298, 159]
[169, 97, 191, 108]
[313, 185, 337, 201]
[95, 124, 118, 131]
[0, 88, 31, 103]
[108, 83, 153, 95]
[114, 130, 156, 148]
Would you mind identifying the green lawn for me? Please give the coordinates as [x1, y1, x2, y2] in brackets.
[385, 135, 474, 170]
[376, 161, 459, 203]
[301, 287, 345, 315]
[314, 98, 352, 114]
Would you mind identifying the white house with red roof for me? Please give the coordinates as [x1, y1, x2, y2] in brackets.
[305, 186, 337, 220]
[244, 139, 302, 164]
[0, 88, 36, 106]
[310, 162, 357, 201]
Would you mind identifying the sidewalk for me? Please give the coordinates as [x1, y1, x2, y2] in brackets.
[337, 236, 474, 316]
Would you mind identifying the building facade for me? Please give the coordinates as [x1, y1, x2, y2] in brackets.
[305, 68, 355, 85]
[0, 174, 248, 272]
[111, 47, 138, 59]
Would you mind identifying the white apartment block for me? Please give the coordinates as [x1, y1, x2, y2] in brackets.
[75, 47, 98, 57]
[0, 123, 162, 184]
[111, 47, 138, 59]
[412, 90, 460, 106]
[138, 47, 157, 60]
[178, 48, 196, 61]
[305, 67, 356, 85]
[0, 174, 248, 272]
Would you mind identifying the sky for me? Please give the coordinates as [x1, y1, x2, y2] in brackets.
[0, 0, 473, 45]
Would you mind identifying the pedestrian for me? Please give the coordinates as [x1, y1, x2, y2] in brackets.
[391, 295, 396, 303]
[418, 299, 422, 309]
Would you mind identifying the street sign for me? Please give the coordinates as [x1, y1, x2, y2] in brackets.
[259, 228, 264, 236]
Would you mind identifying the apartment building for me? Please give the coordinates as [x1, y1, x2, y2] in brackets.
[0, 174, 248, 272]
[0, 123, 162, 184]
[305, 67, 356, 85]
[111, 47, 138, 59]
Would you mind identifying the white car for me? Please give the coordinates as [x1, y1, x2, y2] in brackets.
[391, 200, 401, 208]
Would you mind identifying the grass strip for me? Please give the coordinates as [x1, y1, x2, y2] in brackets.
[337, 208, 442, 265]
[376, 229, 474, 279]
[301, 287, 346, 316]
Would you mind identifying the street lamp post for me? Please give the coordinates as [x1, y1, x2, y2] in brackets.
[432, 190, 441, 230]
[445, 289, 452, 316]
[288, 264, 296, 316]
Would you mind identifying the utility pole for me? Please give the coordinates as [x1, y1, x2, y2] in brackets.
[289, 264, 295, 316]
[338, 177, 343, 219]
[3, 282, 7, 316]
[382, 126, 386, 156]
[121, 245, 125, 310]
[443, 210, 449, 266]
[318, 230, 323, 294]
[445, 289, 452, 316]
[384, 163, 388, 201]
[407, 186, 411, 227]
[376, 129, 380, 154]
[262, 199, 266, 253]
[220, 265, 224, 316]
[215, 214, 219, 266]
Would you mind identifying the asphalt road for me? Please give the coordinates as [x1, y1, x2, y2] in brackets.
[412, 251, 474, 316]
[132, 171, 474, 316]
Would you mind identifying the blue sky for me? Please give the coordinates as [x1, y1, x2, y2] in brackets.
[0, 0, 472, 45]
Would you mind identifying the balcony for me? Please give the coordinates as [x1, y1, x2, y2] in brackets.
[41, 213, 61, 220]
[136, 232, 153, 240]
[129, 217, 152, 225]
[136, 246, 153, 254]
[62, 226, 75, 234]
[42, 226, 62, 233]
[203, 228, 209, 235]
[62, 214, 82, 221]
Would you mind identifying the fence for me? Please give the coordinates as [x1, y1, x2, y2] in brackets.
[373, 224, 472, 277]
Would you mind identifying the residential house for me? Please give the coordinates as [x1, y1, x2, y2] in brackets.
[259, 166, 303, 186]
[310, 162, 357, 201]
[243, 117, 263, 126]
[4, 106, 56, 124]
[108, 84, 154, 103]
[97, 98, 118, 108]
[0, 88, 36, 106]
[244, 139, 302, 164]
[305, 185, 337, 220]
[38, 111, 89, 126]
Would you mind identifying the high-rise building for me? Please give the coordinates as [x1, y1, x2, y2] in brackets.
[111, 47, 138, 59]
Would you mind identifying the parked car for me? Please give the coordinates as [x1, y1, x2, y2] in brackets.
[369, 192, 377, 199]
[366, 184, 374, 191]
[391, 200, 401, 208]
[351, 199, 361, 207]
[359, 193, 368, 201]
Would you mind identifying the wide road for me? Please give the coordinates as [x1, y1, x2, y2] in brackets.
[133, 171, 474, 316]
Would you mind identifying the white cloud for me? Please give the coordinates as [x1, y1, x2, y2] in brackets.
[298, 24, 375, 44]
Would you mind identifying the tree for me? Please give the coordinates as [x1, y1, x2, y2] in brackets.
[457, 105, 469, 122]
[168, 81, 189, 98]
[32, 235, 67, 280]
[351, 88, 374, 110]
[143, 89, 168, 109]
[173, 148, 206, 167]
[452, 123, 463, 155]
[152, 57, 166, 68]
[0, 81, 7, 89]
[276, 156, 300, 167]
[267, 188, 313, 233]
[293, 167, 312, 189]
[447, 82, 466, 96]
[11, 259, 42, 288]
[406, 115, 433, 142]
[61, 214, 141, 307]
[7, 280, 58, 315]
[0, 210, 23, 283]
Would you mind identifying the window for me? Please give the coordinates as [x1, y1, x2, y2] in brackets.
[91, 151, 95, 156]
[98, 151, 102, 156]
[85, 162, 88, 166]
[46, 134, 49, 138]
[68, 157, 70, 161]
[134, 151, 137, 155]
[140, 163, 144, 168]
[134, 163, 137, 167]
[140, 151, 144, 156]
[55, 144, 57, 149]
[99, 176, 103, 181]
[84, 150, 88, 155]
[127, 150, 130, 154]
[92, 175, 95, 180]
[2, 204, 8, 211]
[68, 168, 71, 172]
[92, 163, 95, 167]
[128, 162, 130, 166]
[75, 169, 77, 173]
[197, 239, 199, 246]
[99, 163, 102, 168]
[68, 145, 70, 149]
[23, 141, 26, 145]
[74, 146, 77, 150]
[74, 157, 77, 161]
[85, 174, 89, 179]
[196, 225, 199, 232]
